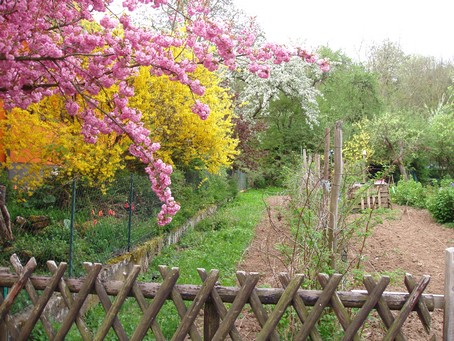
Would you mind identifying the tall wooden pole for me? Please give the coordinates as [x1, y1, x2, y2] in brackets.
[322, 128, 331, 244]
[328, 121, 343, 270]
[323, 128, 330, 182]
[444, 247, 454, 340]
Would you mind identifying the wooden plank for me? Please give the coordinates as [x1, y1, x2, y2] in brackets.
[405, 274, 431, 333]
[54, 263, 102, 341]
[18, 262, 67, 341]
[199, 269, 241, 341]
[384, 275, 431, 341]
[363, 276, 406, 341]
[131, 267, 180, 341]
[281, 273, 322, 341]
[342, 276, 390, 340]
[351, 290, 443, 310]
[317, 273, 357, 341]
[445, 248, 454, 340]
[0, 272, 442, 309]
[296, 274, 343, 340]
[238, 271, 279, 341]
[257, 274, 304, 341]
[84, 263, 128, 341]
[171, 269, 218, 341]
[212, 272, 259, 341]
[47, 261, 92, 341]
[93, 265, 141, 341]
[10, 254, 55, 340]
[0, 257, 36, 321]
[157, 266, 202, 341]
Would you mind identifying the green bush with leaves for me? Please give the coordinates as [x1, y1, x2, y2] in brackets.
[428, 185, 454, 224]
[391, 180, 427, 208]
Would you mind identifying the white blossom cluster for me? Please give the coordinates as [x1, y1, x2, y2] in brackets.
[237, 56, 322, 125]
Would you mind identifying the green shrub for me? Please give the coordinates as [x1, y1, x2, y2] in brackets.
[428, 186, 454, 224]
[391, 180, 427, 208]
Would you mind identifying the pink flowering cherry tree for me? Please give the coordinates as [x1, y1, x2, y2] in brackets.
[0, 0, 328, 226]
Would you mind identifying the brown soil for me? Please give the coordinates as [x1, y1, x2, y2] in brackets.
[236, 196, 454, 340]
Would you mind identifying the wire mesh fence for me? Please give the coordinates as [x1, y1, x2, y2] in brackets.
[3, 169, 248, 276]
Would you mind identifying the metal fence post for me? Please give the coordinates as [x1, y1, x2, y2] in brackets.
[127, 173, 134, 252]
[445, 247, 454, 340]
[69, 179, 76, 277]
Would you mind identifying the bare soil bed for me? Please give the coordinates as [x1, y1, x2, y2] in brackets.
[236, 196, 454, 340]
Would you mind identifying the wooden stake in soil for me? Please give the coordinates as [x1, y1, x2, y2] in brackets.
[322, 127, 331, 244]
[444, 247, 454, 340]
[328, 121, 343, 270]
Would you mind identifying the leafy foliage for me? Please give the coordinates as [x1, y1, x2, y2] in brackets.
[367, 111, 423, 180]
[426, 88, 454, 178]
[391, 180, 427, 208]
[428, 185, 454, 224]
[317, 48, 382, 128]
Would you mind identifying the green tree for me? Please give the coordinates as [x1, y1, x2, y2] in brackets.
[367, 40, 454, 113]
[367, 112, 423, 180]
[258, 94, 321, 184]
[317, 47, 382, 140]
[425, 90, 454, 178]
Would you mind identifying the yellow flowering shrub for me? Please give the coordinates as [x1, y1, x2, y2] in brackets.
[130, 65, 238, 173]
[1, 61, 238, 193]
[343, 121, 375, 163]
[1, 95, 127, 191]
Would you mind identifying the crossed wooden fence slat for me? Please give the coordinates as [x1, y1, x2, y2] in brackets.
[0, 254, 438, 340]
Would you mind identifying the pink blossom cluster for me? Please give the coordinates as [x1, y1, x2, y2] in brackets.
[0, 0, 329, 225]
[145, 160, 181, 226]
[191, 100, 210, 120]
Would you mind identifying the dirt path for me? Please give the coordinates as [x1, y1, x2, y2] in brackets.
[237, 196, 454, 340]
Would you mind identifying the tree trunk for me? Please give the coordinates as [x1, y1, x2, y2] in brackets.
[0, 185, 13, 243]
[397, 160, 409, 181]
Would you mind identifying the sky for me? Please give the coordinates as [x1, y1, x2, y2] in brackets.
[233, 0, 454, 61]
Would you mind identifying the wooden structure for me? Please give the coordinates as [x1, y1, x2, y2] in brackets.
[349, 182, 392, 211]
[0, 254, 442, 340]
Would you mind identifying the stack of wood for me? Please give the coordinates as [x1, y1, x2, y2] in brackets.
[349, 181, 391, 210]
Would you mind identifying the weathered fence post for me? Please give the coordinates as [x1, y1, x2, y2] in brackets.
[204, 300, 219, 340]
[445, 247, 454, 340]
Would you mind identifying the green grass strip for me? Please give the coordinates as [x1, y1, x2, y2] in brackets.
[62, 188, 280, 340]
[145, 188, 279, 286]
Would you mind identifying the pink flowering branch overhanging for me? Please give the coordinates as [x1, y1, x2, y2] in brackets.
[0, 0, 330, 225]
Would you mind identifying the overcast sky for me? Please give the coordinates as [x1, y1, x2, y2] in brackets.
[233, 0, 454, 61]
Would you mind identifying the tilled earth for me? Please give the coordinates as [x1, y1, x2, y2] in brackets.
[235, 196, 453, 340]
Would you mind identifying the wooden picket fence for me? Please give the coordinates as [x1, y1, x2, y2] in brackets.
[0, 255, 445, 340]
